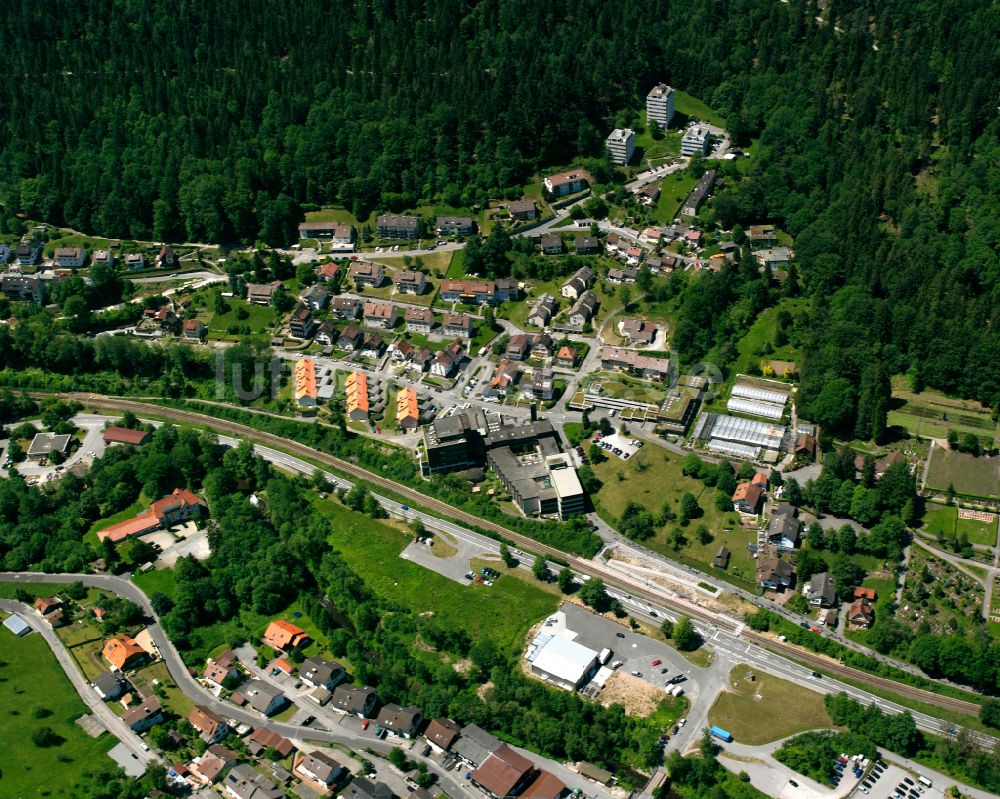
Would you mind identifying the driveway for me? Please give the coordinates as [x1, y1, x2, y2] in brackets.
[155, 528, 211, 567]
[400, 532, 488, 583]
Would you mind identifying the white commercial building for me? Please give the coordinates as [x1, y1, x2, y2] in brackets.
[606, 128, 635, 165]
[681, 126, 711, 156]
[525, 633, 599, 691]
[646, 83, 675, 129]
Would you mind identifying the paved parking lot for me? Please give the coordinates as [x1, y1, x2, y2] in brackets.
[400, 531, 491, 583]
[592, 432, 642, 460]
[861, 762, 939, 799]
[555, 603, 702, 696]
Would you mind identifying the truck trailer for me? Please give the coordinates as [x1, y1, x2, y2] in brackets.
[710, 725, 733, 743]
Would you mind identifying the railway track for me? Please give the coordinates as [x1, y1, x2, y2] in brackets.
[63, 393, 982, 718]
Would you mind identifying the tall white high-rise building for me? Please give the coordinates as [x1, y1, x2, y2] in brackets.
[606, 128, 635, 165]
[646, 83, 675, 129]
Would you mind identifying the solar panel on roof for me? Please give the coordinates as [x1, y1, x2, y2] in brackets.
[732, 384, 789, 405]
[727, 397, 785, 420]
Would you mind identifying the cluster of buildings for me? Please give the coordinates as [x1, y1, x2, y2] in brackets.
[420, 411, 584, 519]
[96, 487, 204, 544]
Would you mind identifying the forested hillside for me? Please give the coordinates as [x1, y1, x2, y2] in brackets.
[0, 0, 998, 404]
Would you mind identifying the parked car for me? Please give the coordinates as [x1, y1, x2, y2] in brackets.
[362, 720, 370, 730]
[650, 659, 662, 667]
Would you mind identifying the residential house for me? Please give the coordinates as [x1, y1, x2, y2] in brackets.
[405, 307, 434, 333]
[623, 250, 642, 269]
[529, 370, 555, 401]
[560, 266, 594, 300]
[15, 240, 42, 265]
[606, 128, 635, 165]
[432, 342, 464, 378]
[683, 228, 702, 247]
[619, 318, 657, 345]
[853, 451, 906, 481]
[793, 433, 816, 459]
[330, 684, 377, 717]
[331, 296, 361, 319]
[55, 246, 86, 268]
[768, 504, 800, 551]
[396, 387, 420, 431]
[471, 743, 536, 799]
[246, 727, 294, 758]
[489, 360, 520, 396]
[317, 262, 341, 282]
[103, 637, 148, 671]
[606, 268, 625, 284]
[359, 333, 385, 359]
[854, 587, 877, 602]
[377, 214, 420, 239]
[389, 339, 414, 362]
[554, 346, 577, 368]
[600, 347, 670, 381]
[567, 291, 597, 327]
[540, 235, 562, 255]
[848, 599, 875, 629]
[351, 261, 385, 288]
[188, 705, 229, 743]
[757, 558, 795, 590]
[636, 183, 661, 206]
[439, 279, 501, 305]
[239, 679, 286, 716]
[203, 652, 240, 692]
[410, 347, 434, 372]
[508, 200, 537, 221]
[680, 170, 716, 217]
[337, 324, 364, 351]
[315, 321, 338, 347]
[640, 227, 662, 246]
[293, 358, 317, 409]
[436, 216, 475, 236]
[530, 333, 555, 359]
[755, 247, 792, 269]
[453, 724, 502, 768]
[122, 697, 164, 732]
[645, 255, 663, 274]
[803, 572, 837, 608]
[288, 304, 316, 339]
[188, 745, 238, 785]
[33, 596, 63, 616]
[246, 280, 283, 306]
[394, 270, 427, 295]
[712, 546, 730, 569]
[262, 620, 310, 652]
[0, 243, 10, 264]
[604, 232, 621, 254]
[300, 284, 330, 311]
[223, 763, 285, 799]
[1, 273, 44, 303]
[442, 312, 474, 338]
[345, 779, 396, 799]
[299, 222, 355, 243]
[748, 225, 777, 248]
[346, 372, 370, 421]
[377, 704, 424, 739]
[155, 245, 178, 269]
[296, 750, 346, 792]
[151, 488, 203, 525]
[124, 252, 146, 270]
[521, 771, 567, 799]
[424, 718, 461, 754]
[363, 301, 397, 329]
[527, 294, 557, 327]
[182, 319, 206, 340]
[92, 670, 129, 700]
[731, 482, 763, 514]
[543, 171, 589, 197]
[506, 334, 531, 361]
[574, 236, 599, 255]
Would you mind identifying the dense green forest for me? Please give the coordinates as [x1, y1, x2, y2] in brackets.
[1, 0, 997, 408]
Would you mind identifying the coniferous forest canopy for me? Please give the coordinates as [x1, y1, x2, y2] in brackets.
[0, 0, 998, 410]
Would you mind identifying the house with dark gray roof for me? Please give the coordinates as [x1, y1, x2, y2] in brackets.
[331, 684, 377, 717]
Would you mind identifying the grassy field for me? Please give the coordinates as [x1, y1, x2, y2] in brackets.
[591, 445, 758, 589]
[888, 376, 997, 446]
[445, 249, 466, 279]
[673, 90, 727, 128]
[371, 251, 454, 276]
[925, 447, 1000, 498]
[708, 664, 832, 745]
[304, 207, 365, 226]
[314, 496, 557, 652]
[0, 623, 118, 798]
[651, 171, 699, 224]
[207, 298, 280, 339]
[957, 516, 996, 547]
[132, 567, 178, 599]
[922, 503, 996, 546]
[724, 298, 807, 384]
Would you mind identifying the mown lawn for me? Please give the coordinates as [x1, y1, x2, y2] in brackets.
[313, 496, 557, 652]
[0, 624, 118, 798]
[651, 171, 698, 224]
[207, 298, 279, 337]
[708, 664, 832, 744]
[925, 447, 1000, 498]
[673, 90, 726, 128]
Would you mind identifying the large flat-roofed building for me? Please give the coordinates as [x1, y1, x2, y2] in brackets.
[600, 347, 671, 382]
[525, 633, 599, 691]
[26, 432, 72, 462]
[422, 409, 495, 475]
[543, 171, 589, 198]
[646, 83, 675, 129]
[487, 442, 584, 520]
[605, 128, 635, 165]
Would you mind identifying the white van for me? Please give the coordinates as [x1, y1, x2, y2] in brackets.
[917, 777, 932, 788]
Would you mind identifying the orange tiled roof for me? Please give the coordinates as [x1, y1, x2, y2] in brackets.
[396, 387, 419, 423]
[294, 358, 317, 402]
[346, 372, 369, 415]
[103, 636, 146, 670]
[262, 620, 308, 650]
